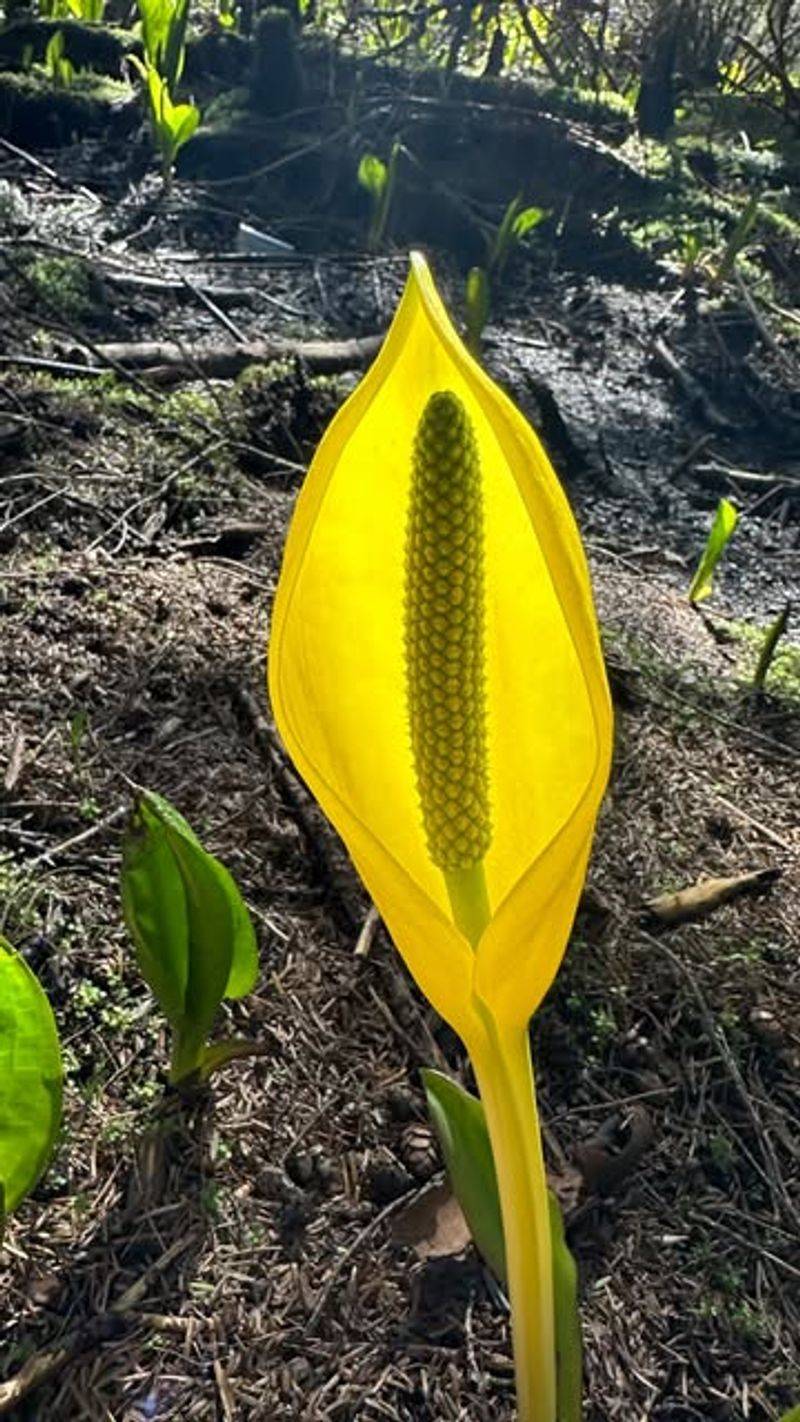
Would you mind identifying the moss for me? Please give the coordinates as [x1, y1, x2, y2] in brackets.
[537, 81, 635, 138]
[719, 617, 800, 702]
[0, 69, 136, 147]
[21, 254, 104, 323]
[0, 17, 135, 75]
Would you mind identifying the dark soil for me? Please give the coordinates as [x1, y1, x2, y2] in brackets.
[1, 39, 799, 1422]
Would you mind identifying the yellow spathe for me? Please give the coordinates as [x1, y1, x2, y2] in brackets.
[269, 251, 611, 1039]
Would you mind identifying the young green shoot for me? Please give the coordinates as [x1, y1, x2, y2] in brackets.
[121, 789, 259, 1085]
[358, 142, 400, 252]
[465, 266, 490, 358]
[711, 193, 760, 290]
[43, 30, 74, 87]
[131, 58, 200, 186]
[753, 602, 791, 693]
[137, 0, 192, 88]
[688, 497, 739, 605]
[489, 194, 547, 278]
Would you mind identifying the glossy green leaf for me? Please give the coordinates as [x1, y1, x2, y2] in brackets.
[0, 939, 62, 1218]
[688, 497, 739, 604]
[162, 0, 190, 89]
[121, 790, 258, 1081]
[423, 1069, 582, 1422]
[780, 1409, 800, 1422]
[143, 791, 257, 999]
[122, 795, 189, 1025]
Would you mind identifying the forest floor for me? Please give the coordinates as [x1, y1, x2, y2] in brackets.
[1, 56, 800, 1422]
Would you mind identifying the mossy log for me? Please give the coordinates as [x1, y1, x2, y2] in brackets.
[0, 70, 137, 147]
[0, 17, 135, 76]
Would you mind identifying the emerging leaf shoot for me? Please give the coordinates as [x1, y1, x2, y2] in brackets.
[688, 497, 739, 604]
[121, 789, 259, 1084]
[357, 143, 400, 252]
[753, 602, 791, 692]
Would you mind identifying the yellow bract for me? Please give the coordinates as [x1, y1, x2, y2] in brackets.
[269, 251, 611, 1041]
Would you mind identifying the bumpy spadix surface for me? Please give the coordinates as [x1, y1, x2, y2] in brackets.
[405, 391, 491, 872]
[269, 253, 612, 1037]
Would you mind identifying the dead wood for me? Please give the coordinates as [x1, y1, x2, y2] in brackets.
[90, 333, 383, 382]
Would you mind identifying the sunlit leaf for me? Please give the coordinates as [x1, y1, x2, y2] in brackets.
[357, 152, 387, 199]
[422, 1068, 505, 1280]
[0, 939, 62, 1220]
[121, 790, 258, 1082]
[688, 497, 739, 604]
[511, 205, 547, 239]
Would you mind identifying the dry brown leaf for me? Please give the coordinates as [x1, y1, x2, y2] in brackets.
[643, 868, 781, 926]
[391, 1181, 472, 1261]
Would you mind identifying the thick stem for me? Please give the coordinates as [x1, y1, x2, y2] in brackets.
[470, 1013, 556, 1422]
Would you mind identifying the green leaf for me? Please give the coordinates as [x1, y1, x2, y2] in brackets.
[779, 1408, 800, 1422]
[137, 0, 172, 69]
[0, 938, 62, 1218]
[169, 102, 200, 150]
[753, 601, 791, 691]
[357, 153, 387, 199]
[122, 795, 189, 1026]
[547, 1187, 582, 1422]
[465, 266, 491, 359]
[423, 1069, 582, 1422]
[422, 1067, 505, 1281]
[489, 193, 522, 275]
[122, 791, 258, 1082]
[714, 192, 759, 287]
[45, 29, 64, 63]
[511, 205, 546, 239]
[163, 0, 191, 90]
[688, 497, 739, 604]
[141, 790, 256, 999]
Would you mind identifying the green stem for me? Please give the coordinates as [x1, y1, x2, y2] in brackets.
[470, 1014, 556, 1422]
[444, 861, 491, 948]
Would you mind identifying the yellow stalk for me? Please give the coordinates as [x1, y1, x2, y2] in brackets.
[471, 1011, 556, 1422]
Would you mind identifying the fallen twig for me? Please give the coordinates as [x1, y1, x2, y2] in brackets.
[90, 333, 383, 380]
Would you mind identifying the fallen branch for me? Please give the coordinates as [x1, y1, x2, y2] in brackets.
[90, 333, 383, 383]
